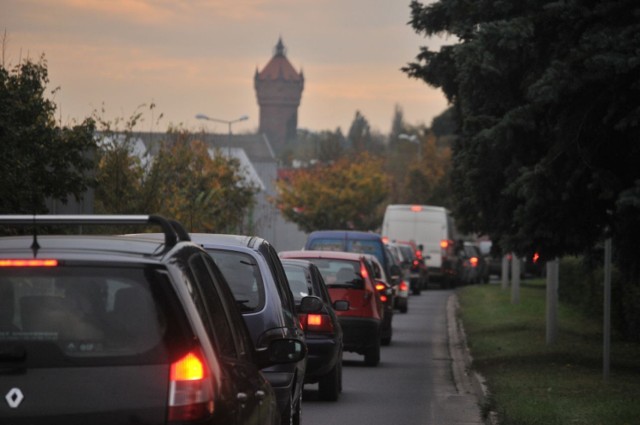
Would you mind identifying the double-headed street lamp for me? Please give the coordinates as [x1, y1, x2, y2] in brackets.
[399, 133, 421, 158]
[195, 113, 249, 156]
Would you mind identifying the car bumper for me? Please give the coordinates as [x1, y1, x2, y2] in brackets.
[304, 336, 342, 383]
[338, 316, 380, 354]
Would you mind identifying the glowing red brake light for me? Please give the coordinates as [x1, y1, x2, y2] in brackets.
[410, 205, 422, 212]
[470, 257, 479, 267]
[360, 264, 369, 279]
[168, 348, 215, 421]
[532, 252, 540, 264]
[375, 283, 386, 292]
[399, 281, 409, 292]
[299, 313, 334, 332]
[440, 240, 449, 249]
[0, 259, 58, 267]
[171, 352, 205, 381]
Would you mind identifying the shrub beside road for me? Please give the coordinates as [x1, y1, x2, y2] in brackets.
[458, 280, 640, 425]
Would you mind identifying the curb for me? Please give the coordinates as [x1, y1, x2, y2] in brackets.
[447, 294, 498, 425]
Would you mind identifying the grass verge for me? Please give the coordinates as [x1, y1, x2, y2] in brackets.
[458, 280, 640, 425]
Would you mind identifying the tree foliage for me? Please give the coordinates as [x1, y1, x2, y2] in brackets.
[275, 153, 389, 232]
[94, 120, 257, 233]
[149, 133, 256, 233]
[0, 57, 96, 214]
[404, 0, 640, 265]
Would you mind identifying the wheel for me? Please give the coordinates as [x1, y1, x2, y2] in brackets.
[400, 301, 408, 313]
[318, 361, 341, 401]
[364, 341, 380, 366]
[411, 278, 421, 295]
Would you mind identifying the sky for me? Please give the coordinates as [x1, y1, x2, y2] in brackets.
[2, 0, 450, 135]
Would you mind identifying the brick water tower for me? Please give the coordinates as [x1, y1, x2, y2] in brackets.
[254, 38, 304, 154]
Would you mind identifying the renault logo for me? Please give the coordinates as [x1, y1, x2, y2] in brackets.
[5, 388, 24, 408]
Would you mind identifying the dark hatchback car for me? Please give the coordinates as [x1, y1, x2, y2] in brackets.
[280, 258, 348, 401]
[0, 215, 304, 425]
[189, 234, 312, 425]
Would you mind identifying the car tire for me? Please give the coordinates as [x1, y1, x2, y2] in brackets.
[318, 361, 341, 401]
[364, 341, 380, 366]
[400, 300, 408, 313]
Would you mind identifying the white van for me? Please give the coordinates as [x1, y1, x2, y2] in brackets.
[381, 204, 460, 287]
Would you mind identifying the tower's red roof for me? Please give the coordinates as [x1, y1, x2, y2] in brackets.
[257, 38, 303, 81]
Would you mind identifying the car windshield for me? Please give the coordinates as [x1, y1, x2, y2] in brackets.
[302, 259, 364, 290]
[0, 265, 176, 363]
[205, 249, 266, 313]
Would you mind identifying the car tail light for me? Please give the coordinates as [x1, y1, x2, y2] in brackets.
[168, 348, 215, 422]
[360, 264, 369, 279]
[299, 313, 334, 333]
[375, 283, 388, 303]
[410, 205, 423, 212]
[412, 259, 419, 268]
[440, 240, 449, 249]
[0, 259, 59, 267]
[532, 252, 540, 264]
[399, 281, 409, 292]
[470, 257, 479, 267]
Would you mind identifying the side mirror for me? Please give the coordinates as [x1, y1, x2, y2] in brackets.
[256, 339, 307, 369]
[299, 295, 323, 313]
[333, 299, 350, 311]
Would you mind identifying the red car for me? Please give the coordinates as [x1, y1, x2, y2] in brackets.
[280, 250, 385, 366]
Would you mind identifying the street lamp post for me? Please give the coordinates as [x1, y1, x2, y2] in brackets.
[195, 113, 249, 156]
[398, 133, 421, 158]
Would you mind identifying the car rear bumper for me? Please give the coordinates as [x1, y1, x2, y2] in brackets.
[338, 316, 380, 354]
[304, 336, 342, 383]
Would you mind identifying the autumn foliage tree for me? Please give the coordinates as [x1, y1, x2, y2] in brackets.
[95, 126, 256, 233]
[276, 153, 389, 232]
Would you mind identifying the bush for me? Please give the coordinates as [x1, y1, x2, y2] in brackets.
[558, 256, 639, 341]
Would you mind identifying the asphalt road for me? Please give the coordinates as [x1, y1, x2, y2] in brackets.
[300, 289, 484, 425]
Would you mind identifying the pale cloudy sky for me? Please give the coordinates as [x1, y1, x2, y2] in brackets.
[3, 0, 450, 135]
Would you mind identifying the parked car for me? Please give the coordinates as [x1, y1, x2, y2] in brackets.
[304, 230, 394, 344]
[189, 234, 311, 425]
[280, 250, 384, 366]
[0, 215, 304, 425]
[281, 258, 348, 401]
[381, 204, 460, 288]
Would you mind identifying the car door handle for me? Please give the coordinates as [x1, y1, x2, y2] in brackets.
[255, 390, 266, 401]
[237, 392, 248, 403]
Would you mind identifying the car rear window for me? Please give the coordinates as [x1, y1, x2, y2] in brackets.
[283, 264, 310, 302]
[302, 259, 364, 290]
[205, 249, 266, 313]
[308, 237, 384, 267]
[0, 264, 186, 365]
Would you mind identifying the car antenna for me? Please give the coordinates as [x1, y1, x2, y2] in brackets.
[30, 214, 40, 256]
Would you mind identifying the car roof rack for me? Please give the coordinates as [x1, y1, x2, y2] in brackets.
[0, 214, 191, 250]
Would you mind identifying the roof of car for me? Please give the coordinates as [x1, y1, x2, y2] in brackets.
[0, 234, 180, 264]
[280, 250, 367, 261]
[307, 230, 383, 240]
[190, 233, 263, 247]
